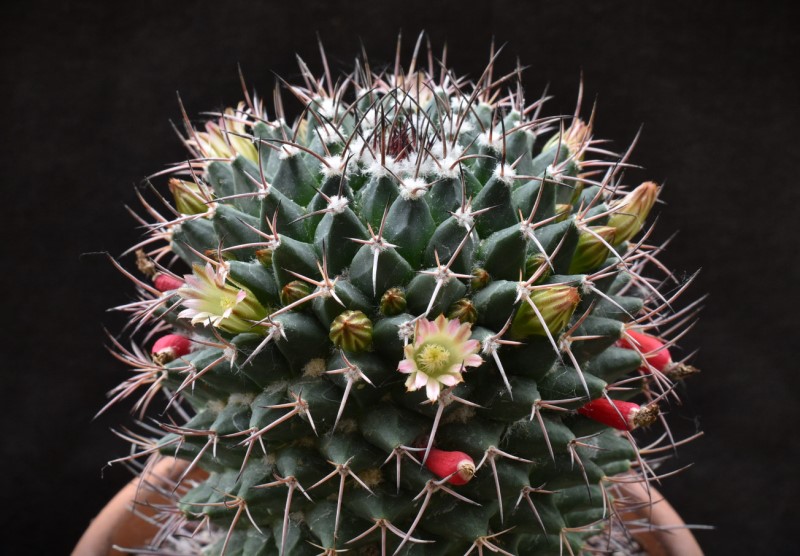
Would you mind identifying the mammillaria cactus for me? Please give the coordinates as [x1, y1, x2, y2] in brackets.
[104, 38, 701, 555]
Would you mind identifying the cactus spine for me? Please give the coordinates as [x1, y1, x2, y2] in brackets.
[105, 37, 701, 555]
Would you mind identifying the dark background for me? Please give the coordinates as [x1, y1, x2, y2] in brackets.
[2, 1, 798, 554]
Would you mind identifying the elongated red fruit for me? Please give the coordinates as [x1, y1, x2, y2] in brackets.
[424, 448, 475, 485]
[152, 334, 192, 364]
[618, 330, 672, 371]
[153, 273, 184, 292]
[618, 329, 699, 379]
[578, 398, 659, 431]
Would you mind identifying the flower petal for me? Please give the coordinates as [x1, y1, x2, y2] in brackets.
[446, 318, 461, 335]
[425, 378, 441, 401]
[463, 339, 480, 354]
[464, 354, 484, 367]
[398, 360, 415, 373]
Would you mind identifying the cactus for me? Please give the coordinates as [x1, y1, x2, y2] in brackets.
[104, 38, 701, 555]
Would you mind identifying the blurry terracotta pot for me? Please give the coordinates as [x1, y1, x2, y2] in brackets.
[74, 458, 702, 556]
[73, 458, 203, 556]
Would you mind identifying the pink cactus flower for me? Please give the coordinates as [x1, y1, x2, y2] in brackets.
[397, 315, 482, 402]
[177, 263, 267, 334]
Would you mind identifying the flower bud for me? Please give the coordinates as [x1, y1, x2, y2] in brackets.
[255, 248, 273, 267]
[543, 118, 591, 161]
[190, 105, 258, 163]
[424, 448, 475, 485]
[577, 398, 659, 431]
[554, 203, 573, 222]
[569, 226, 616, 274]
[280, 280, 312, 308]
[329, 310, 373, 352]
[151, 334, 192, 365]
[524, 253, 551, 282]
[379, 287, 407, 316]
[168, 178, 209, 215]
[607, 181, 659, 245]
[511, 285, 580, 339]
[153, 273, 184, 292]
[470, 268, 491, 291]
[203, 249, 231, 263]
[447, 298, 478, 324]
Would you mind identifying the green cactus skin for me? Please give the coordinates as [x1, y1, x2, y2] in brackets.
[106, 38, 701, 556]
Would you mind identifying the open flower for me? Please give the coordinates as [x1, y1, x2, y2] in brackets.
[177, 263, 267, 334]
[398, 315, 482, 401]
[188, 103, 258, 163]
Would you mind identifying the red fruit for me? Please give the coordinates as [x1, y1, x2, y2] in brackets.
[153, 273, 184, 292]
[152, 334, 192, 364]
[577, 398, 659, 431]
[618, 330, 672, 372]
[424, 448, 475, 485]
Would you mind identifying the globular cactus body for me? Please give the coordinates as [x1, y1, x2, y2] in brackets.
[106, 39, 700, 555]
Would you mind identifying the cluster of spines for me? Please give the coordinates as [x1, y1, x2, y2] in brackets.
[104, 35, 702, 556]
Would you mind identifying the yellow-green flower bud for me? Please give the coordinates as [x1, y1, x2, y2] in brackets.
[447, 298, 478, 324]
[511, 285, 581, 339]
[470, 268, 491, 291]
[554, 203, 572, 222]
[524, 253, 551, 282]
[255, 248, 273, 267]
[569, 226, 616, 274]
[280, 280, 312, 308]
[608, 181, 659, 245]
[168, 178, 210, 215]
[543, 118, 591, 162]
[330, 310, 373, 352]
[379, 288, 407, 316]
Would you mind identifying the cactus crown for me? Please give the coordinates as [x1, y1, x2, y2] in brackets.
[106, 37, 700, 555]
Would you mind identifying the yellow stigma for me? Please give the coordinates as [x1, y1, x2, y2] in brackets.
[219, 295, 237, 310]
[415, 344, 452, 375]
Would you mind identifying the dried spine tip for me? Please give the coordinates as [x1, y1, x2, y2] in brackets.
[329, 310, 373, 352]
[577, 398, 659, 431]
[151, 334, 192, 365]
[135, 249, 156, 277]
[665, 363, 700, 380]
[424, 448, 476, 485]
